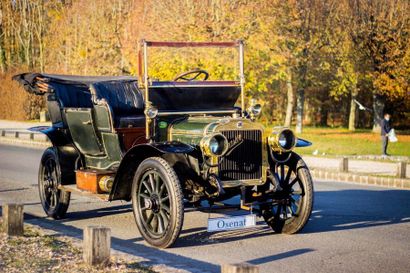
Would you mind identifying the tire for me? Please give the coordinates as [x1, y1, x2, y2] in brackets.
[261, 152, 313, 234]
[38, 147, 71, 219]
[131, 157, 184, 248]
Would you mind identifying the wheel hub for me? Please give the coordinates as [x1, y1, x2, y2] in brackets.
[44, 176, 55, 189]
[145, 194, 160, 213]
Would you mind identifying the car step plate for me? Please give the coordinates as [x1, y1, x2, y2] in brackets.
[207, 214, 256, 232]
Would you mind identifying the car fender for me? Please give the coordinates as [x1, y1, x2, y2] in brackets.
[29, 125, 71, 146]
[295, 138, 312, 147]
[109, 142, 194, 201]
[31, 126, 81, 185]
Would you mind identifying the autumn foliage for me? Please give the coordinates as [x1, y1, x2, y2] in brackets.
[0, 0, 409, 129]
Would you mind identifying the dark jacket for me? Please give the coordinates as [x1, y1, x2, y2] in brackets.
[381, 118, 391, 136]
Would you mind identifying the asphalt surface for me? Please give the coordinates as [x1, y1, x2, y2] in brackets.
[0, 143, 409, 273]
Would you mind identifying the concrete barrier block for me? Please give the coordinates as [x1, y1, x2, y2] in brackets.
[397, 162, 407, 179]
[394, 179, 403, 188]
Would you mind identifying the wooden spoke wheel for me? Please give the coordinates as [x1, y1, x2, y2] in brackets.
[132, 157, 184, 248]
[38, 148, 70, 219]
[261, 153, 314, 234]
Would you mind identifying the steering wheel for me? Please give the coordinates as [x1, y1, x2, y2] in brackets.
[173, 69, 209, 81]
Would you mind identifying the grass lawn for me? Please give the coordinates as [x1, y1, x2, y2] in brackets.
[292, 127, 410, 157]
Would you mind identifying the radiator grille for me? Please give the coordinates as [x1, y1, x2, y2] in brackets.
[218, 130, 263, 181]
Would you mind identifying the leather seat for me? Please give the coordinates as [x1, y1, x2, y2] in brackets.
[118, 115, 146, 128]
[91, 81, 145, 128]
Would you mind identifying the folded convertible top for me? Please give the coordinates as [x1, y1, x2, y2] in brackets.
[12, 73, 137, 95]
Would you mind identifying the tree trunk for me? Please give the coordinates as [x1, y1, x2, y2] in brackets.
[348, 86, 358, 131]
[372, 93, 385, 133]
[0, 43, 6, 73]
[295, 89, 305, 134]
[284, 70, 294, 127]
[319, 105, 328, 126]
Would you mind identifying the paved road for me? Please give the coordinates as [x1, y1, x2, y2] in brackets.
[0, 143, 409, 273]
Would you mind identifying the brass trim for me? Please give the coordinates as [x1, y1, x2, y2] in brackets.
[167, 116, 270, 187]
[268, 127, 296, 153]
[199, 133, 229, 157]
[157, 109, 237, 117]
[150, 83, 240, 88]
[221, 179, 265, 188]
[239, 40, 245, 117]
[212, 119, 268, 186]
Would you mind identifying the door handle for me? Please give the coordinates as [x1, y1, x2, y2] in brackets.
[82, 120, 92, 125]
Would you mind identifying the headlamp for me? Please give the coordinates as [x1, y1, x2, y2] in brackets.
[268, 127, 296, 152]
[248, 99, 262, 119]
[200, 133, 228, 157]
[145, 104, 158, 119]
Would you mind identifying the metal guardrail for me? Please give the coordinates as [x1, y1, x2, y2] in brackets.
[0, 129, 49, 143]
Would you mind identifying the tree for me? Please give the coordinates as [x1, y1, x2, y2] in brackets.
[348, 0, 410, 132]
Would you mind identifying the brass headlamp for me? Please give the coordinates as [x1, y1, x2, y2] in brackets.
[247, 99, 262, 120]
[200, 133, 229, 157]
[268, 127, 296, 153]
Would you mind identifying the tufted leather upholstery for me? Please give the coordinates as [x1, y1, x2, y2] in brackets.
[91, 81, 145, 128]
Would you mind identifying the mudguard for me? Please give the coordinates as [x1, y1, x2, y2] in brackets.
[28, 125, 71, 146]
[295, 138, 312, 147]
[30, 125, 81, 185]
[109, 141, 194, 201]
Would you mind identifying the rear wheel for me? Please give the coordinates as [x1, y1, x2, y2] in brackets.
[261, 153, 313, 234]
[132, 157, 184, 248]
[38, 148, 70, 219]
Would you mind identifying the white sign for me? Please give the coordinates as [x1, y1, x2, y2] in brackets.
[207, 214, 256, 232]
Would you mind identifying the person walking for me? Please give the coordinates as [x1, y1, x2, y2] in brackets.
[381, 113, 392, 156]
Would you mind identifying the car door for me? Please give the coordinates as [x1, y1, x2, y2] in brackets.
[64, 108, 105, 156]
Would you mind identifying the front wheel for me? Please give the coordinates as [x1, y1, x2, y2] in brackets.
[131, 157, 184, 248]
[261, 153, 313, 234]
[38, 147, 71, 219]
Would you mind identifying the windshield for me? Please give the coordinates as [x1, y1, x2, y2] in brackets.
[138, 40, 243, 83]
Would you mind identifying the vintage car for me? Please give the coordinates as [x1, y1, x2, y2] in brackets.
[13, 40, 313, 248]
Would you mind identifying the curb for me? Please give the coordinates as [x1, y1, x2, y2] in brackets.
[303, 154, 410, 164]
[351, 155, 410, 163]
[311, 169, 410, 190]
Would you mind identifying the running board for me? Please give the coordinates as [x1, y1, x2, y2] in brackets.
[58, 184, 109, 201]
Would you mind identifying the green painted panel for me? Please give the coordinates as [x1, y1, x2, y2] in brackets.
[84, 133, 121, 170]
[65, 108, 104, 156]
[94, 105, 112, 132]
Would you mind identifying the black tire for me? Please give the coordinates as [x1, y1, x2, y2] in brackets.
[131, 157, 184, 248]
[261, 152, 313, 234]
[38, 147, 71, 219]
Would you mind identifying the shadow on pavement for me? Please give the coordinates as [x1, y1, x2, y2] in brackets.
[62, 204, 133, 222]
[0, 187, 30, 193]
[246, 248, 315, 265]
[175, 224, 273, 248]
[302, 189, 410, 234]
